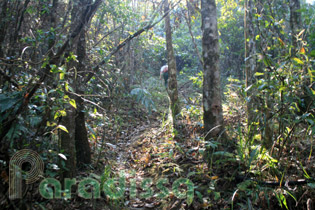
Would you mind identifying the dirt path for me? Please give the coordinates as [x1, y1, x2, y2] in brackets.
[101, 112, 203, 209]
[108, 116, 163, 209]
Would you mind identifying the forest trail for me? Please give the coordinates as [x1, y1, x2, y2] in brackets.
[1, 0, 315, 209]
[106, 113, 165, 208]
[100, 109, 207, 209]
[114, 117, 161, 171]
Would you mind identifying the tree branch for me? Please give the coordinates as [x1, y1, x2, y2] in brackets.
[84, 0, 182, 83]
[0, 0, 103, 142]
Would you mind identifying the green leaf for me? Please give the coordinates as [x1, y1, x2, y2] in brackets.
[130, 88, 156, 113]
[59, 72, 65, 80]
[300, 162, 311, 179]
[47, 121, 56, 127]
[213, 191, 220, 201]
[285, 190, 297, 202]
[195, 191, 203, 202]
[186, 192, 193, 206]
[69, 99, 77, 109]
[54, 110, 66, 120]
[50, 65, 58, 73]
[279, 193, 289, 210]
[263, 57, 271, 66]
[275, 191, 283, 208]
[254, 72, 264, 76]
[292, 57, 304, 65]
[57, 125, 68, 133]
[0, 93, 21, 113]
[65, 82, 69, 91]
[310, 50, 315, 58]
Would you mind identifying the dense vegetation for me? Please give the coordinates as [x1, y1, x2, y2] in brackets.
[0, 0, 315, 209]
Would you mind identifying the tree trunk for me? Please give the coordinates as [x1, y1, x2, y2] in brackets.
[289, 0, 301, 49]
[245, 0, 257, 139]
[60, 0, 97, 173]
[60, 106, 76, 178]
[164, 0, 180, 128]
[0, 0, 8, 58]
[72, 0, 92, 167]
[255, 0, 273, 149]
[128, 42, 135, 89]
[74, 30, 92, 167]
[75, 91, 92, 167]
[201, 0, 224, 140]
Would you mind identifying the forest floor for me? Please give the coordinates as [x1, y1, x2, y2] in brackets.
[86, 89, 315, 210]
[96, 109, 211, 210]
[7, 85, 315, 210]
[79, 93, 239, 210]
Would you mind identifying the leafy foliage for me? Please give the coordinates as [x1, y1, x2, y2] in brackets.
[130, 88, 156, 113]
[0, 0, 315, 209]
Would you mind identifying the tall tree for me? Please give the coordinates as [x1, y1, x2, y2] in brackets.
[0, 1, 8, 58]
[73, 0, 92, 167]
[289, 0, 301, 49]
[60, 106, 77, 178]
[255, 0, 273, 149]
[164, 0, 180, 127]
[201, 0, 224, 139]
[59, 0, 102, 177]
[244, 0, 257, 137]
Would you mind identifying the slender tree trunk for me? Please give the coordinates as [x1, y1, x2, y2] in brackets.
[0, 0, 8, 87]
[59, 0, 79, 177]
[72, 0, 92, 167]
[60, 5, 78, 177]
[255, 0, 273, 149]
[289, 0, 301, 49]
[75, 30, 92, 167]
[8, 0, 30, 58]
[60, 0, 100, 174]
[75, 91, 92, 167]
[128, 42, 135, 88]
[0, 0, 8, 58]
[245, 0, 257, 138]
[164, 0, 180, 127]
[201, 0, 224, 139]
[60, 106, 76, 178]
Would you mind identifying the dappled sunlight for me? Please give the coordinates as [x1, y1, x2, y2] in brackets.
[1, 0, 315, 209]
